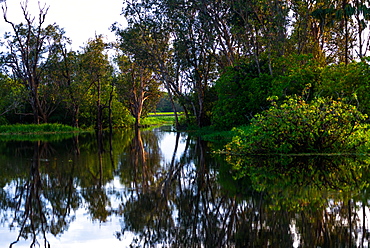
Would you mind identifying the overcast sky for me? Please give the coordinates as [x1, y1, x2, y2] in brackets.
[0, 0, 127, 50]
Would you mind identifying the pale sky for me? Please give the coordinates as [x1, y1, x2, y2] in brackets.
[0, 0, 127, 50]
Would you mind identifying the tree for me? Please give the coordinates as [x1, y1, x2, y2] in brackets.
[119, 0, 295, 127]
[288, 0, 326, 61]
[78, 35, 114, 132]
[229, 0, 291, 74]
[120, 0, 289, 128]
[353, 0, 370, 59]
[121, 0, 221, 127]
[2, 1, 69, 123]
[116, 54, 161, 128]
[307, 0, 365, 64]
[170, 0, 219, 127]
[112, 16, 182, 127]
[50, 48, 82, 127]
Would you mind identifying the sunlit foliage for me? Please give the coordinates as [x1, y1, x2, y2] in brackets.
[226, 95, 370, 155]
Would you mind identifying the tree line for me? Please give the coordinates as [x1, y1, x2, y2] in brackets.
[1, 0, 370, 131]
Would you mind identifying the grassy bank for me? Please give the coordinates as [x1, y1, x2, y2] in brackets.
[141, 115, 176, 127]
[0, 123, 81, 135]
[0, 123, 83, 142]
[148, 112, 182, 116]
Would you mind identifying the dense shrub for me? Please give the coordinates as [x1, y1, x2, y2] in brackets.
[212, 55, 321, 130]
[212, 61, 273, 130]
[317, 60, 370, 116]
[226, 96, 370, 154]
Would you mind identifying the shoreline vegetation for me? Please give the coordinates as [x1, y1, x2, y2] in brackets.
[0, 123, 83, 142]
[0, 112, 233, 143]
[141, 112, 182, 127]
[0, 112, 183, 136]
[0, 123, 81, 135]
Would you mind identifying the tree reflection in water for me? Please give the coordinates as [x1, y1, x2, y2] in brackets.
[117, 130, 370, 248]
[1, 130, 370, 247]
[222, 154, 370, 248]
[116, 132, 241, 247]
[4, 141, 78, 248]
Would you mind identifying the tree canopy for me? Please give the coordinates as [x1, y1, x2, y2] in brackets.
[1, 0, 370, 131]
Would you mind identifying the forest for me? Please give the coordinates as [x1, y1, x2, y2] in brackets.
[1, 0, 370, 135]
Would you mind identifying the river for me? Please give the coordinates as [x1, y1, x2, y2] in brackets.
[0, 127, 370, 247]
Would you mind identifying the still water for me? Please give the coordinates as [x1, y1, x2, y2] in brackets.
[0, 127, 370, 247]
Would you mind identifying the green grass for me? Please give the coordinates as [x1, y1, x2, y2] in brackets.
[0, 123, 81, 135]
[140, 112, 185, 127]
[148, 112, 183, 116]
[141, 115, 176, 127]
[0, 123, 83, 142]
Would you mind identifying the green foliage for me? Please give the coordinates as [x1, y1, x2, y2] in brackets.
[317, 60, 370, 116]
[0, 74, 26, 124]
[212, 55, 323, 130]
[272, 54, 323, 98]
[212, 61, 274, 130]
[226, 95, 370, 155]
[110, 100, 134, 128]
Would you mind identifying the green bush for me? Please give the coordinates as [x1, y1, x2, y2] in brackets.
[317, 60, 370, 117]
[212, 55, 321, 130]
[212, 60, 274, 130]
[226, 95, 370, 154]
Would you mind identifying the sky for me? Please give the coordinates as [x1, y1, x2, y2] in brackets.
[0, 0, 127, 50]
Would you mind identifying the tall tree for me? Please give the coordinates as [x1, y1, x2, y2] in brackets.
[112, 14, 182, 127]
[115, 51, 161, 129]
[79, 35, 114, 133]
[2, 1, 69, 123]
[121, 0, 220, 127]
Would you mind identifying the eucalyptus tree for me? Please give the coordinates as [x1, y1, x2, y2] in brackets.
[285, 1, 323, 59]
[121, 0, 222, 127]
[285, 0, 370, 64]
[114, 28, 162, 129]
[353, 0, 370, 59]
[78, 35, 114, 132]
[227, 0, 291, 74]
[1, 1, 70, 123]
[112, 9, 182, 127]
[308, 0, 352, 64]
[169, 0, 220, 127]
[50, 48, 81, 127]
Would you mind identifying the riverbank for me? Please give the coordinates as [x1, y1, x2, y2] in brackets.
[0, 123, 81, 135]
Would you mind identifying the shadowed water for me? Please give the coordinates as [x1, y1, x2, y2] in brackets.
[0, 127, 370, 247]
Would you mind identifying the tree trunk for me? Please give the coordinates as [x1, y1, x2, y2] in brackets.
[73, 105, 80, 128]
[96, 79, 103, 133]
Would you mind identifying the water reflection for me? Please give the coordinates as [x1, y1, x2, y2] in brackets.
[1, 129, 370, 247]
[2, 141, 78, 247]
[224, 154, 370, 248]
